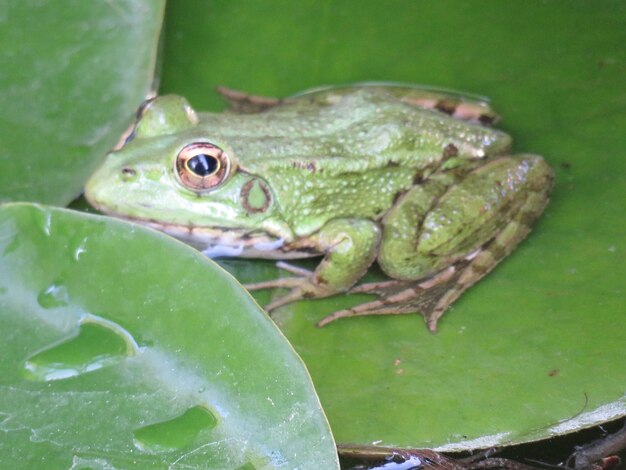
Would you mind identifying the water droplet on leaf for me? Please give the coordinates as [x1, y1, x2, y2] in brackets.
[24, 318, 137, 381]
[37, 284, 70, 309]
[133, 405, 218, 453]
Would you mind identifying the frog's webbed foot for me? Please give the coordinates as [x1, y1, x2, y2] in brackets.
[247, 218, 381, 313]
[244, 262, 335, 312]
[215, 86, 285, 113]
[317, 264, 466, 331]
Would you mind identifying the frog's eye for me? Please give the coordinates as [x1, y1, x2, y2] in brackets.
[176, 142, 230, 191]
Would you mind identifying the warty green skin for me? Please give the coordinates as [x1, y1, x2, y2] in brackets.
[85, 84, 553, 330]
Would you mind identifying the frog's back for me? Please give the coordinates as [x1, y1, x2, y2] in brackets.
[198, 86, 511, 176]
[193, 86, 512, 236]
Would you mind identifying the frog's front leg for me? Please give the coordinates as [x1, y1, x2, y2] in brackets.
[319, 154, 554, 331]
[245, 219, 381, 311]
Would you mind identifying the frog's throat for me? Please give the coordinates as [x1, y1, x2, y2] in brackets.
[124, 217, 319, 260]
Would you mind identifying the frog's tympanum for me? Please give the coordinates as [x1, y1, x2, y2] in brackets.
[85, 84, 553, 331]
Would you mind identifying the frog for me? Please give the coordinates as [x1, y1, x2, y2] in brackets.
[85, 83, 553, 331]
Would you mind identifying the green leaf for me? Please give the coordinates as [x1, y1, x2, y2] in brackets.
[162, 0, 626, 451]
[0, 203, 338, 469]
[0, 0, 164, 205]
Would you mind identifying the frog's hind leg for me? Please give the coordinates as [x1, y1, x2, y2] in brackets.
[297, 83, 500, 124]
[318, 154, 554, 331]
[215, 86, 284, 113]
[380, 84, 501, 125]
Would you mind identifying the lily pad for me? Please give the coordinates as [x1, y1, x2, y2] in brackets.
[0, 0, 164, 205]
[161, 0, 626, 451]
[0, 203, 338, 469]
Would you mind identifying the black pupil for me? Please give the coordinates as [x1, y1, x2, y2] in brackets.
[187, 154, 218, 176]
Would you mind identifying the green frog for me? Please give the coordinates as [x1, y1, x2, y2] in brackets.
[85, 84, 553, 331]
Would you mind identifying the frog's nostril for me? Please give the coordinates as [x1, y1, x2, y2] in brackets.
[121, 167, 137, 180]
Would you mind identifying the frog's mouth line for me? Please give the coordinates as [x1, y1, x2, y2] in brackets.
[98, 209, 319, 260]
[150, 220, 321, 260]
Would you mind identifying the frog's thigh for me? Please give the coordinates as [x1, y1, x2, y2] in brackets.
[378, 155, 553, 281]
[385, 85, 498, 124]
[311, 218, 381, 293]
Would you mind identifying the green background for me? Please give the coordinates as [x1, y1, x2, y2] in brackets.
[0, 0, 624, 461]
[161, 0, 626, 450]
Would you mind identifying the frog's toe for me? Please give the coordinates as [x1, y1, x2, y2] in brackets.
[245, 273, 336, 313]
[244, 262, 315, 292]
[275, 261, 314, 277]
[317, 288, 432, 328]
[244, 279, 305, 311]
[349, 279, 409, 296]
[317, 300, 395, 327]
[244, 277, 305, 291]
[264, 288, 309, 312]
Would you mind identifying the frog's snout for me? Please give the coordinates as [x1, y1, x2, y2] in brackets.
[84, 162, 121, 210]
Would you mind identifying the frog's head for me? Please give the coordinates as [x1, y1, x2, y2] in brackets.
[85, 95, 293, 245]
